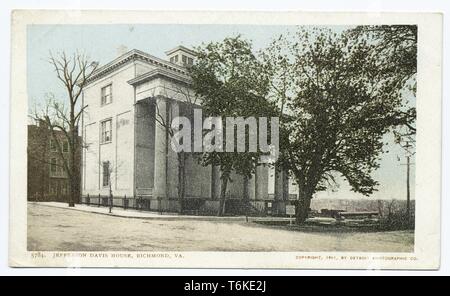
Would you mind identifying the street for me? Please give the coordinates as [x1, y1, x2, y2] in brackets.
[28, 203, 414, 252]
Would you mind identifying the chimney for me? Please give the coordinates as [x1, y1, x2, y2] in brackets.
[116, 45, 128, 57]
[38, 119, 48, 129]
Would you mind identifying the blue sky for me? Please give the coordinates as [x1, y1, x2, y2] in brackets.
[27, 24, 415, 200]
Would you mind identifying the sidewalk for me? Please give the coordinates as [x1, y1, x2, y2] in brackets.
[29, 202, 256, 222]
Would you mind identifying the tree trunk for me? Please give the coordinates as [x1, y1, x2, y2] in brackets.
[177, 152, 186, 213]
[296, 193, 312, 224]
[243, 175, 250, 200]
[406, 155, 411, 224]
[68, 178, 75, 207]
[67, 124, 76, 207]
[243, 175, 250, 217]
[68, 148, 76, 208]
[218, 171, 230, 216]
[106, 170, 114, 213]
[68, 105, 77, 207]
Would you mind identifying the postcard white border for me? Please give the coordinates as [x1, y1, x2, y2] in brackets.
[9, 10, 442, 269]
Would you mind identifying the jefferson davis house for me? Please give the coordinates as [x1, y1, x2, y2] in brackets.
[81, 46, 296, 215]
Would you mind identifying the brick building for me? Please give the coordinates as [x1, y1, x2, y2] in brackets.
[27, 121, 81, 203]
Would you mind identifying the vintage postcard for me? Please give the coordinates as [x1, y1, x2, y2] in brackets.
[9, 10, 442, 269]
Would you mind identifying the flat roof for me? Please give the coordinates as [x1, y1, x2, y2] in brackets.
[165, 45, 197, 57]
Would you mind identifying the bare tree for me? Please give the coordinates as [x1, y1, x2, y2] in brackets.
[30, 52, 98, 207]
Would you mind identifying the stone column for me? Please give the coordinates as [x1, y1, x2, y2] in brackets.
[274, 167, 284, 200]
[154, 97, 167, 200]
[248, 173, 256, 200]
[167, 101, 179, 200]
[274, 166, 288, 214]
[283, 171, 290, 200]
[255, 165, 269, 200]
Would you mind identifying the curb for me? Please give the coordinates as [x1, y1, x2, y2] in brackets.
[30, 202, 249, 222]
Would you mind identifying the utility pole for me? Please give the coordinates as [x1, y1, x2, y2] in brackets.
[400, 140, 414, 223]
[406, 152, 410, 222]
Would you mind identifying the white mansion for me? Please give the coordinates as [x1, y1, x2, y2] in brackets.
[81, 46, 295, 214]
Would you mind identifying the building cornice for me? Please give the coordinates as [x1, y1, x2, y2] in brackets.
[127, 68, 192, 86]
[165, 45, 197, 57]
[85, 49, 188, 86]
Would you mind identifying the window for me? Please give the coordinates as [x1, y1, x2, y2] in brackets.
[182, 55, 187, 64]
[62, 141, 69, 152]
[101, 84, 112, 105]
[187, 57, 194, 66]
[58, 159, 63, 172]
[50, 158, 57, 173]
[102, 161, 110, 187]
[49, 184, 56, 194]
[170, 55, 179, 63]
[50, 139, 57, 151]
[101, 119, 112, 143]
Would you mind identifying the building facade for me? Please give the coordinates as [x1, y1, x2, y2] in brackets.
[27, 122, 81, 202]
[81, 47, 295, 215]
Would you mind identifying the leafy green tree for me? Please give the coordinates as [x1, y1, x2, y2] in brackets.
[349, 25, 417, 221]
[189, 36, 275, 216]
[264, 28, 416, 224]
[349, 25, 417, 84]
[349, 25, 417, 135]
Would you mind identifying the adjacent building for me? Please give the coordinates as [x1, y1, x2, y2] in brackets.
[27, 122, 81, 203]
[81, 46, 296, 215]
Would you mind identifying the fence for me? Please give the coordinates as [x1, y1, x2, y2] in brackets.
[81, 194, 157, 211]
[28, 192, 76, 203]
[81, 194, 284, 216]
